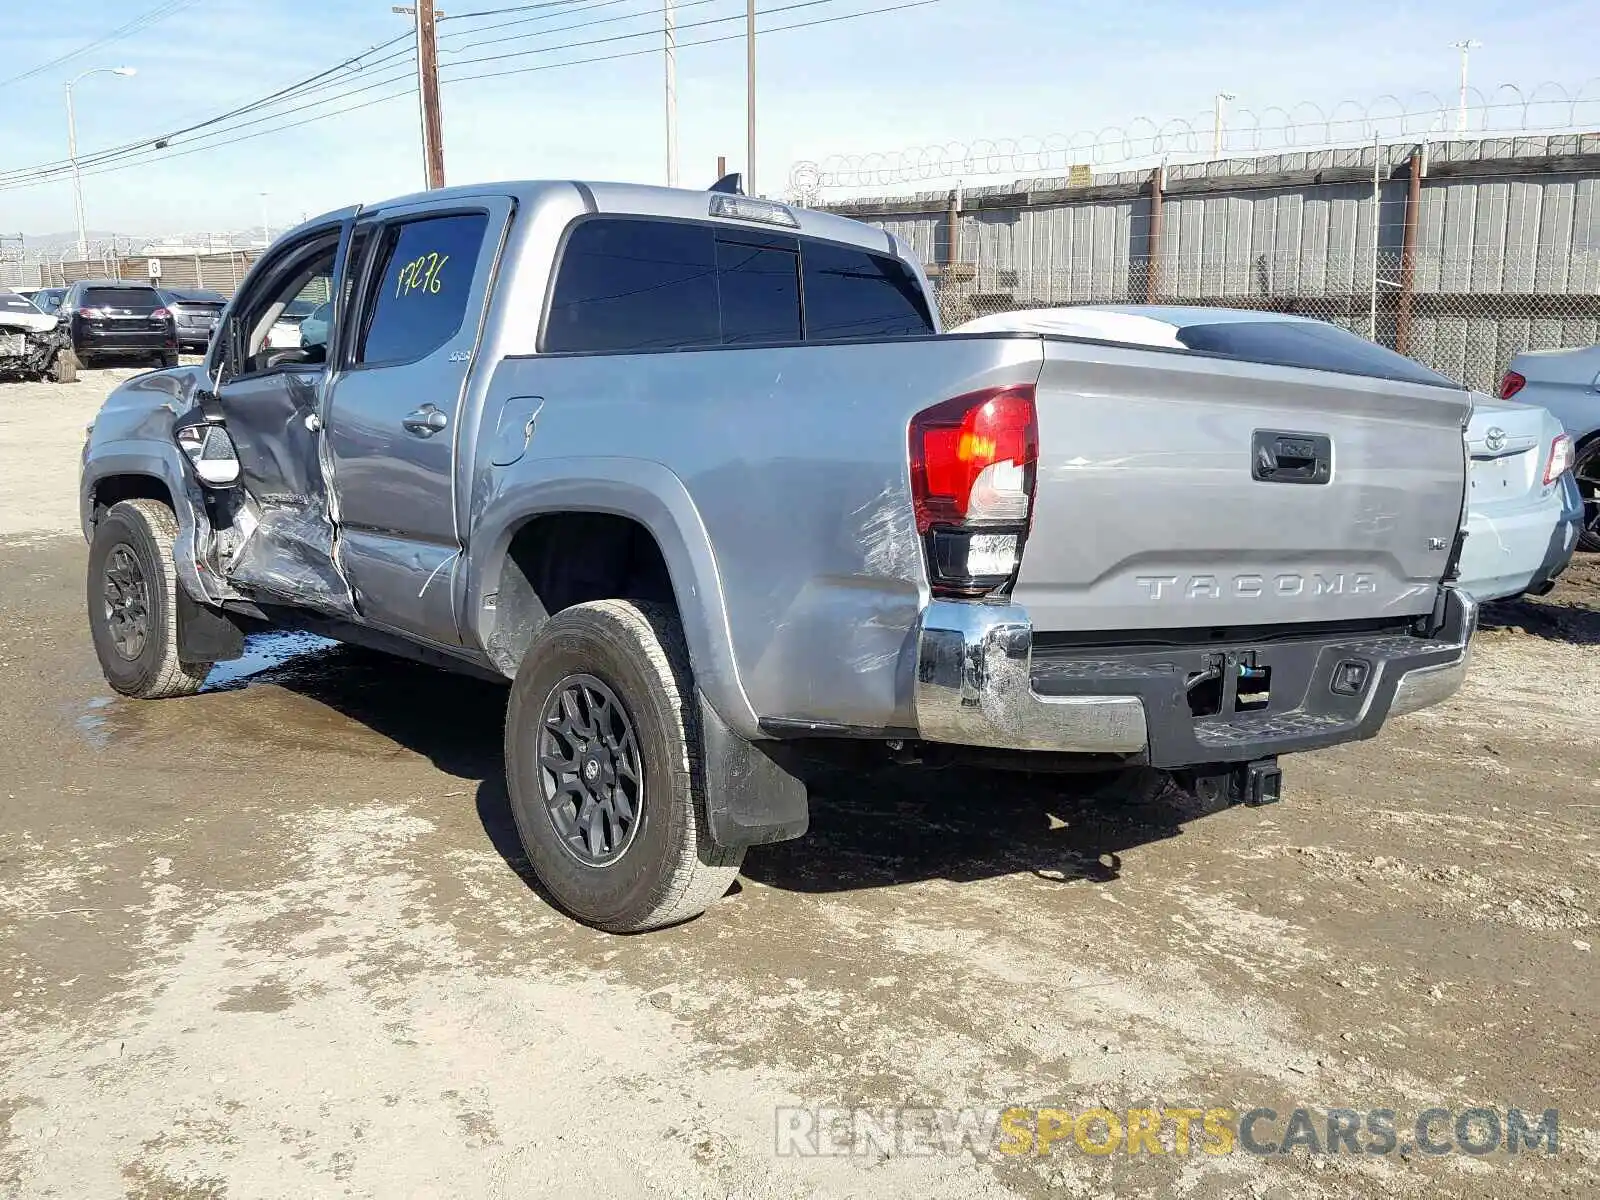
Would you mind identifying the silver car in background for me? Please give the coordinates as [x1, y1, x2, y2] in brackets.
[1501, 344, 1600, 551]
[954, 306, 1582, 603]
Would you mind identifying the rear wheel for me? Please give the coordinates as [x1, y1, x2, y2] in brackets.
[86, 499, 211, 699]
[1575, 438, 1600, 553]
[160, 350, 180, 369]
[504, 600, 744, 932]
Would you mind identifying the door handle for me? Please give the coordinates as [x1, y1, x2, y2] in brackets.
[402, 404, 449, 437]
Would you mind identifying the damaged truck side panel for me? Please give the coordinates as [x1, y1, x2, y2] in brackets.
[81, 178, 1477, 934]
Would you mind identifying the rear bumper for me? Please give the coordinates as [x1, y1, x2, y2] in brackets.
[914, 588, 1476, 768]
[76, 330, 174, 354]
[1458, 475, 1582, 602]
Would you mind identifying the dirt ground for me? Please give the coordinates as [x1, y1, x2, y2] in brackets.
[2, 370, 1598, 1199]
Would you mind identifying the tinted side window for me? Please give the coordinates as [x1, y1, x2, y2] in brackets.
[546, 218, 718, 353]
[358, 213, 489, 366]
[801, 241, 934, 342]
[1175, 321, 1456, 388]
[716, 236, 800, 345]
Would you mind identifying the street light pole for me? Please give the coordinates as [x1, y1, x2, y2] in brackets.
[665, 0, 678, 187]
[65, 66, 136, 260]
[1450, 39, 1482, 135]
[745, 0, 756, 194]
[1212, 91, 1236, 158]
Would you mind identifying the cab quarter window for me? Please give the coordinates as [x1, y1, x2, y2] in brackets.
[357, 213, 490, 366]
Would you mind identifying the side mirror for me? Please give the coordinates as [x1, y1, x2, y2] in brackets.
[261, 347, 315, 371]
[175, 420, 241, 488]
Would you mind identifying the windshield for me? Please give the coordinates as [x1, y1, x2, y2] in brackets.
[0, 290, 41, 315]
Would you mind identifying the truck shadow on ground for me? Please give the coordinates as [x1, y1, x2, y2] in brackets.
[221, 637, 1228, 899]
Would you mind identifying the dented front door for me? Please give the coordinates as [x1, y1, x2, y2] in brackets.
[211, 216, 356, 614]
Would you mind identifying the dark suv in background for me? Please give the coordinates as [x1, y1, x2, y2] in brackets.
[156, 288, 227, 352]
[59, 281, 178, 368]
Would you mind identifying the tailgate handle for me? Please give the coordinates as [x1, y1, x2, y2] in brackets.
[1252, 430, 1331, 485]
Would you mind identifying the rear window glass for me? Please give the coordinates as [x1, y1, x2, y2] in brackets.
[801, 240, 934, 342]
[168, 289, 226, 305]
[716, 236, 801, 345]
[83, 287, 160, 310]
[1176, 320, 1456, 388]
[545, 218, 720, 353]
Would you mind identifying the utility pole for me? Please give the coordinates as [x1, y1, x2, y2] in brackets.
[1212, 91, 1235, 157]
[1450, 39, 1481, 135]
[745, 0, 756, 194]
[395, 2, 447, 188]
[665, 0, 678, 187]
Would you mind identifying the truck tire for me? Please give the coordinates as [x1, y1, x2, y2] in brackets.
[49, 348, 78, 383]
[86, 499, 211, 700]
[504, 600, 744, 932]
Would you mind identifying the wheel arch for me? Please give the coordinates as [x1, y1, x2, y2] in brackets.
[465, 460, 760, 738]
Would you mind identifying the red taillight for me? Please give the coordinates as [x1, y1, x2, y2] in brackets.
[1544, 433, 1573, 485]
[1499, 370, 1526, 400]
[152, 307, 171, 321]
[910, 385, 1038, 597]
[910, 384, 1038, 534]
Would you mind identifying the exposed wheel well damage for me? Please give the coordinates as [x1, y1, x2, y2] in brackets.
[91, 475, 174, 522]
[487, 512, 677, 675]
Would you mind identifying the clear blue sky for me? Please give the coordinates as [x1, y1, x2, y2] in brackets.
[1, 0, 1596, 237]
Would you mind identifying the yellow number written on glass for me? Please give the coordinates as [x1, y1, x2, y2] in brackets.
[393, 251, 450, 298]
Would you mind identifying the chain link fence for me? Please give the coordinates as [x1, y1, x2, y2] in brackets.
[928, 246, 1600, 394]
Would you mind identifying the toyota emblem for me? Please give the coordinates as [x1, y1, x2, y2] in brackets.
[1485, 426, 1507, 452]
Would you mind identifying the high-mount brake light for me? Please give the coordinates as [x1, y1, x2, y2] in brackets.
[707, 192, 800, 228]
[909, 384, 1038, 597]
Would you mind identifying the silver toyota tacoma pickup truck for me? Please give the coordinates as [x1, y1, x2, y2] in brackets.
[81, 181, 1477, 932]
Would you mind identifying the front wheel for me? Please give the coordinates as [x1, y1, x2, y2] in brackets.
[49, 347, 78, 383]
[504, 600, 744, 932]
[86, 499, 211, 699]
[1574, 437, 1600, 553]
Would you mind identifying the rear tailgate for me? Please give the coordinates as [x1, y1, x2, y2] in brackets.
[1014, 337, 1470, 632]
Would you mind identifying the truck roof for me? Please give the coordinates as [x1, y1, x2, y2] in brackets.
[293, 181, 903, 259]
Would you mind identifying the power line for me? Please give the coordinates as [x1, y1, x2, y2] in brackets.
[442, 0, 942, 82]
[0, 0, 943, 192]
[444, 0, 721, 54]
[0, 0, 203, 89]
[443, 0, 862, 68]
[0, 36, 415, 184]
[0, 62, 419, 190]
[440, 0, 659, 42]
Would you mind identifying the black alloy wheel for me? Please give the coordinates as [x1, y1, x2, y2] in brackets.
[537, 673, 644, 866]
